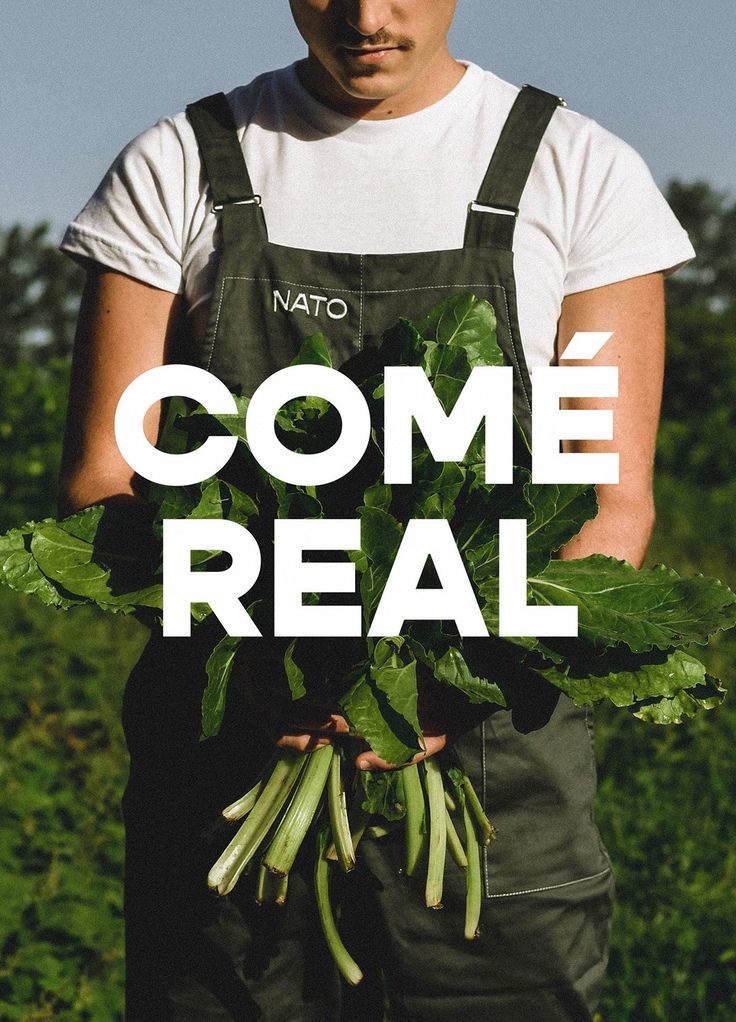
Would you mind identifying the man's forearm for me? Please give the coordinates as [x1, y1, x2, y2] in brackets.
[559, 487, 655, 568]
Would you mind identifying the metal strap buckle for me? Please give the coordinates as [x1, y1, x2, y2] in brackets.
[212, 194, 262, 212]
[521, 83, 567, 106]
[467, 201, 519, 218]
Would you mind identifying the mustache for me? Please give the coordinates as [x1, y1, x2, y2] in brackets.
[334, 27, 414, 50]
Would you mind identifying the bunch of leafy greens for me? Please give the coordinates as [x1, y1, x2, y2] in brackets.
[0, 295, 733, 770]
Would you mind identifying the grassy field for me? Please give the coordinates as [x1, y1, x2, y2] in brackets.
[593, 483, 736, 1020]
[0, 592, 145, 1021]
[0, 512, 734, 1020]
[595, 644, 736, 1020]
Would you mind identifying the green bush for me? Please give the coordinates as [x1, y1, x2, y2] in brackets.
[0, 359, 70, 533]
[0, 589, 145, 1021]
[595, 637, 736, 1020]
[593, 465, 736, 1020]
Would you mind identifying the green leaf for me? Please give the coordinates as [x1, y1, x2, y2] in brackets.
[290, 332, 333, 367]
[357, 506, 403, 563]
[433, 647, 506, 706]
[370, 646, 423, 745]
[29, 522, 162, 612]
[160, 393, 206, 452]
[424, 343, 473, 414]
[534, 648, 708, 708]
[223, 481, 259, 523]
[0, 524, 83, 608]
[356, 769, 407, 822]
[376, 318, 426, 369]
[407, 457, 465, 520]
[355, 507, 403, 625]
[187, 479, 226, 520]
[178, 393, 249, 443]
[179, 475, 259, 532]
[201, 634, 241, 739]
[456, 475, 533, 584]
[284, 639, 306, 700]
[630, 674, 726, 723]
[524, 482, 599, 574]
[527, 556, 736, 651]
[200, 411, 247, 441]
[56, 504, 107, 542]
[363, 482, 392, 511]
[340, 674, 422, 765]
[270, 340, 339, 428]
[371, 635, 406, 667]
[152, 483, 201, 529]
[276, 489, 323, 520]
[418, 294, 503, 368]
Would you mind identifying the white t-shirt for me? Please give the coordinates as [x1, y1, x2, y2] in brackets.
[60, 61, 694, 368]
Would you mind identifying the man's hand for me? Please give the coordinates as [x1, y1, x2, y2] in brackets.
[276, 712, 448, 770]
[275, 712, 351, 754]
[274, 680, 486, 771]
[353, 732, 449, 771]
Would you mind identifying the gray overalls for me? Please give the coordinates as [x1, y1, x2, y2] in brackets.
[121, 84, 615, 1022]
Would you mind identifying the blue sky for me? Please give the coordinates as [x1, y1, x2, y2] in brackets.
[2, 1, 734, 237]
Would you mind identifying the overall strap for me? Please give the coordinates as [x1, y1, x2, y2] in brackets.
[464, 85, 565, 250]
[186, 92, 268, 245]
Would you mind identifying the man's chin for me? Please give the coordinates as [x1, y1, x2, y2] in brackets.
[299, 53, 418, 114]
[335, 68, 410, 101]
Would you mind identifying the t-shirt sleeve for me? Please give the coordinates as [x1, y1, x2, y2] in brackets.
[60, 116, 190, 293]
[563, 120, 695, 295]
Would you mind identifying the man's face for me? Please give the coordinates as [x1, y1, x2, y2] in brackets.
[288, 1, 460, 117]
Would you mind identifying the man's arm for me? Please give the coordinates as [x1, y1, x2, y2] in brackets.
[58, 268, 181, 516]
[556, 272, 665, 568]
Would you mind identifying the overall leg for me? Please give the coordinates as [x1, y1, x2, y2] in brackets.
[339, 705, 615, 1022]
[122, 633, 341, 1022]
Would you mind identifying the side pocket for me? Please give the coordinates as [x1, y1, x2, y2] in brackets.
[471, 696, 614, 900]
[584, 706, 615, 875]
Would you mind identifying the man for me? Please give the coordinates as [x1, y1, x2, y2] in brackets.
[58, 2, 694, 1018]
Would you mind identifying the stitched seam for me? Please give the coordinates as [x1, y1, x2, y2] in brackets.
[499, 285, 532, 414]
[480, 720, 490, 898]
[585, 706, 615, 873]
[485, 868, 612, 900]
[362, 284, 506, 295]
[358, 255, 364, 351]
[585, 706, 598, 798]
[209, 278, 531, 415]
[207, 280, 228, 370]
[213, 276, 508, 295]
